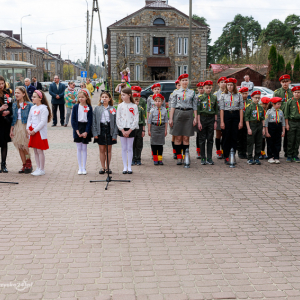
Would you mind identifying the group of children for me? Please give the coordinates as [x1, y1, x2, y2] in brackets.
[2, 71, 300, 177]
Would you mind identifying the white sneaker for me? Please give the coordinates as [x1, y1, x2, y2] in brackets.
[82, 169, 87, 175]
[78, 169, 82, 175]
[268, 158, 275, 164]
[31, 168, 40, 175]
[40, 170, 45, 175]
[275, 159, 280, 164]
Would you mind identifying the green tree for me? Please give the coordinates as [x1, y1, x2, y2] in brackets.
[267, 45, 278, 81]
[277, 54, 285, 78]
[285, 14, 300, 51]
[294, 54, 300, 82]
[286, 61, 292, 79]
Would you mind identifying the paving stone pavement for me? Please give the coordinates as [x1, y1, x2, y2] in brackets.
[0, 91, 300, 300]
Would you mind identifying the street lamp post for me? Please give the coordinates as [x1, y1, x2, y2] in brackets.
[60, 44, 66, 80]
[46, 33, 54, 81]
[68, 49, 73, 80]
[21, 14, 31, 62]
[188, 0, 192, 87]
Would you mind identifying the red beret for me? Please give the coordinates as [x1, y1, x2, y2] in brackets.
[261, 97, 270, 104]
[132, 93, 141, 98]
[271, 97, 282, 103]
[251, 90, 261, 97]
[153, 93, 164, 100]
[178, 73, 189, 81]
[196, 82, 204, 87]
[151, 83, 161, 90]
[204, 80, 213, 86]
[291, 85, 300, 92]
[279, 74, 291, 82]
[217, 77, 227, 83]
[131, 86, 142, 92]
[225, 78, 237, 84]
[175, 80, 180, 85]
[239, 87, 249, 93]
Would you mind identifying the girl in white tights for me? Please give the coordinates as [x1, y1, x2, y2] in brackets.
[116, 87, 139, 174]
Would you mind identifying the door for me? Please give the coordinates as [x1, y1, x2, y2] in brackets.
[151, 67, 168, 80]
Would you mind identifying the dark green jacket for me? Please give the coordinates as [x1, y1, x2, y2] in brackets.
[284, 98, 300, 120]
[197, 93, 218, 115]
[273, 87, 293, 112]
[138, 106, 146, 126]
[245, 102, 265, 122]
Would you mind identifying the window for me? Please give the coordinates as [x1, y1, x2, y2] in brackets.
[153, 18, 165, 26]
[135, 37, 140, 54]
[184, 38, 188, 55]
[177, 66, 182, 77]
[183, 65, 188, 74]
[136, 65, 140, 80]
[153, 37, 165, 55]
[162, 83, 176, 91]
[178, 38, 182, 55]
[14, 53, 18, 61]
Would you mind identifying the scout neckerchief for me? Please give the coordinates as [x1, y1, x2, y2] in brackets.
[243, 101, 246, 112]
[230, 93, 233, 107]
[157, 108, 161, 126]
[275, 109, 280, 123]
[256, 104, 260, 121]
[296, 99, 300, 114]
[208, 95, 211, 111]
[183, 89, 186, 101]
[285, 91, 289, 102]
[264, 109, 266, 118]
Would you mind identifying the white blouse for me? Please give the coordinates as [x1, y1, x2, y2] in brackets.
[116, 102, 139, 131]
[17, 108, 21, 120]
[78, 104, 88, 122]
[101, 107, 110, 123]
[26, 104, 49, 140]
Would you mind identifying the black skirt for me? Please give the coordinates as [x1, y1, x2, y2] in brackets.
[94, 123, 117, 145]
[74, 122, 92, 144]
[118, 128, 136, 138]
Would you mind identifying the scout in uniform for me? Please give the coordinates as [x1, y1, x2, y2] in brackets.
[214, 76, 227, 159]
[237, 87, 251, 159]
[260, 97, 272, 159]
[170, 80, 181, 159]
[148, 94, 168, 165]
[169, 74, 198, 167]
[131, 86, 146, 113]
[197, 80, 218, 165]
[265, 97, 285, 164]
[132, 93, 146, 166]
[219, 78, 244, 165]
[245, 91, 265, 165]
[195, 82, 204, 159]
[284, 86, 300, 162]
[147, 83, 165, 120]
[273, 74, 292, 157]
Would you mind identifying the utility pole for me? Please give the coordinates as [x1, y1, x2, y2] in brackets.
[46, 33, 54, 81]
[21, 14, 31, 62]
[60, 44, 66, 80]
[85, 0, 90, 76]
[188, 0, 192, 86]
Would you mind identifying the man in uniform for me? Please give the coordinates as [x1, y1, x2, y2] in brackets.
[241, 75, 254, 96]
[273, 74, 293, 157]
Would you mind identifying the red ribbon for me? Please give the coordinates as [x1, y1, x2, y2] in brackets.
[129, 107, 135, 115]
[84, 105, 88, 113]
[22, 103, 27, 110]
[5, 94, 10, 103]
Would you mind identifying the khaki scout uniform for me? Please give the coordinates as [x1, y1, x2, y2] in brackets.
[284, 98, 300, 158]
[197, 93, 218, 160]
[147, 95, 166, 113]
[265, 107, 285, 160]
[245, 102, 265, 160]
[133, 105, 146, 163]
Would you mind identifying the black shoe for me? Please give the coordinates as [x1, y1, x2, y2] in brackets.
[173, 153, 177, 159]
[154, 161, 159, 165]
[128, 171, 133, 174]
[131, 161, 136, 166]
[108, 169, 112, 174]
[99, 168, 105, 174]
[122, 171, 128, 174]
[51, 124, 56, 127]
[206, 159, 214, 165]
[177, 159, 183, 165]
[1, 162, 8, 173]
[201, 158, 206, 165]
[158, 161, 164, 165]
[136, 161, 141, 165]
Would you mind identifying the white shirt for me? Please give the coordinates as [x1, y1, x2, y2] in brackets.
[101, 107, 110, 123]
[17, 108, 21, 120]
[116, 101, 139, 131]
[78, 104, 88, 122]
[56, 83, 59, 91]
[26, 104, 49, 140]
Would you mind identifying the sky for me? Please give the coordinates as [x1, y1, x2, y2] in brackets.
[0, 0, 298, 64]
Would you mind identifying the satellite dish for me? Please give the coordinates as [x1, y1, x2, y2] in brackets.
[104, 44, 109, 49]
[104, 50, 107, 55]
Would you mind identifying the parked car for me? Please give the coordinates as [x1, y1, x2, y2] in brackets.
[290, 83, 300, 89]
[140, 81, 176, 103]
[252, 86, 274, 98]
[40, 82, 49, 91]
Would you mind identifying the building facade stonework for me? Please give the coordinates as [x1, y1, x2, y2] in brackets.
[107, 1, 208, 83]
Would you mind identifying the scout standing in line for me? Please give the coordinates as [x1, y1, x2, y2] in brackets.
[260, 97, 272, 159]
[273, 74, 292, 157]
[219, 78, 244, 165]
[265, 97, 285, 164]
[237, 87, 250, 159]
[147, 83, 165, 120]
[170, 80, 181, 159]
[244, 91, 265, 165]
[214, 76, 227, 159]
[284, 86, 300, 162]
[169, 74, 197, 167]
[148, 94, 168, 165]
[132, 93, 146, 166]
[131, 86, 146, 113]
[197, 80, 218, 165]
[195, 82, 204, 159]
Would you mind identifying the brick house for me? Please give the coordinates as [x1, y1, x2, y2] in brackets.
[106, 0, 208, 83]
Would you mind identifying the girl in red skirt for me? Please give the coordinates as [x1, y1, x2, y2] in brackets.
[27, 90, 52, 176]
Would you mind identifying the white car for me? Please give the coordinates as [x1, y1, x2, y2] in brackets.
[252, 86, 274, 98]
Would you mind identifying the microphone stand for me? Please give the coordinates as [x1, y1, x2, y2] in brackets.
[90, 122, 130, 190]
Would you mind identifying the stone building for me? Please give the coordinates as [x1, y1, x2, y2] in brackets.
[0, 31, 44, 82]
[106, 0, 208, 83]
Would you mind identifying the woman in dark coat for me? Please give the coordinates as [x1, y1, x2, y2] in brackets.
[0, 76, 13, 172]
